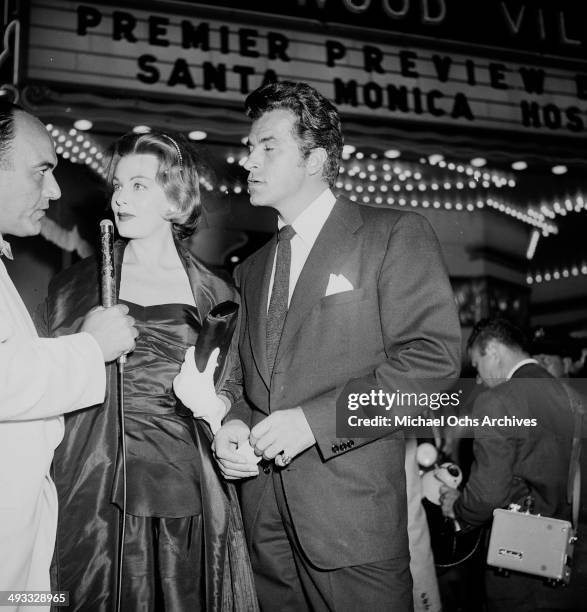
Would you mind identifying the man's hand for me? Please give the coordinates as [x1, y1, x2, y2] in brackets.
[213, 419, 260, 480]
[81, 304, 137, 363]
[173, 347, 227, 434]
[439, 484, 461, 519]
[249, 408, 316, 467]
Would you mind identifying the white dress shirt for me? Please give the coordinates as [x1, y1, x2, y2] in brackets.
[267, 188, 336, 308]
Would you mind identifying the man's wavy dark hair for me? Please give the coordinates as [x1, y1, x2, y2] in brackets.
[244, 81, 343, 187]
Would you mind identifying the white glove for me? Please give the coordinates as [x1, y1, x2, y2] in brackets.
[173, 346, 227, 434]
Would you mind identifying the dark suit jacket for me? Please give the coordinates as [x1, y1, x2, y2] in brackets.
[230, 197, 461, 569]
[454, 363, 575, 527]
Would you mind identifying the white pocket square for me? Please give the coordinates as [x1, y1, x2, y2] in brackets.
[325, 273, 354, 296]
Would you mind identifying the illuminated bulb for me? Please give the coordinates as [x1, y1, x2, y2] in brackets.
[74, 119, 93, 131]
[551, 165, 567, 175]
[384, 149, 401, 159]
[356, 152, 364, 159]
[188, 131, 207, 141]
[512, 161, 527, 171]
[428, 154, 443, 165]
[470, 157, 486, 167]
[227, 156, 235, 164]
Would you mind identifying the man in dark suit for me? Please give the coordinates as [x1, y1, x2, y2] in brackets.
[441, 317, 577, 612]
[213, 81, 462, 611]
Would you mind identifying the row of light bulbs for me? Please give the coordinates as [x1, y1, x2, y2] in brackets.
[49, 124, 570, 237]
[527, 263, 587, 285]
[46, 125, 107, 178]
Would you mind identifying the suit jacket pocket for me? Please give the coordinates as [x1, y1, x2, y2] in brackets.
[319, 287, 366, 308]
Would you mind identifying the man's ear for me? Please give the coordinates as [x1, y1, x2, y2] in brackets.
[485, 339, 500, 360]
[306, 148, 327, 177]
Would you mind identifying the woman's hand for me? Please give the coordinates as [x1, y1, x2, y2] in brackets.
[173, 346, 227, 434]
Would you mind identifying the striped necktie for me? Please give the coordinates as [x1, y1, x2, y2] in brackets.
[266, 225, 296, 374]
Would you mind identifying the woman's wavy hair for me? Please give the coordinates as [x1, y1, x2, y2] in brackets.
[107, 130, 201, 239]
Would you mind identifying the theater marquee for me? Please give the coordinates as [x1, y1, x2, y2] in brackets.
[24, 0, 587, 136]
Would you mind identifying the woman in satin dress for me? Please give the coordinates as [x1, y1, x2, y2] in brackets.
[38, 131, 257, 611]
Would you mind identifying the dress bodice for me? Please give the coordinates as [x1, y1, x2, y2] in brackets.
[113, 301, 203, 518]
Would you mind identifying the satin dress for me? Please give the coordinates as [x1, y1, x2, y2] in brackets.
[46, 242, 258, 612]
[112, 300, 205, 611]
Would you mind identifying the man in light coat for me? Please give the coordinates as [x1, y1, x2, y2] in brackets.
[0, 102, 137, 609]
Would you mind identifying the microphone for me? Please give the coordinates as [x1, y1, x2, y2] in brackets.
[100, 219, 126, 364]
[100, 219, 116, 308]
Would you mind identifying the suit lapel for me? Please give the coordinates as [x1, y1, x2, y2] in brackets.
[275, 199, 363, 367]
[245, 237, 277, 389]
